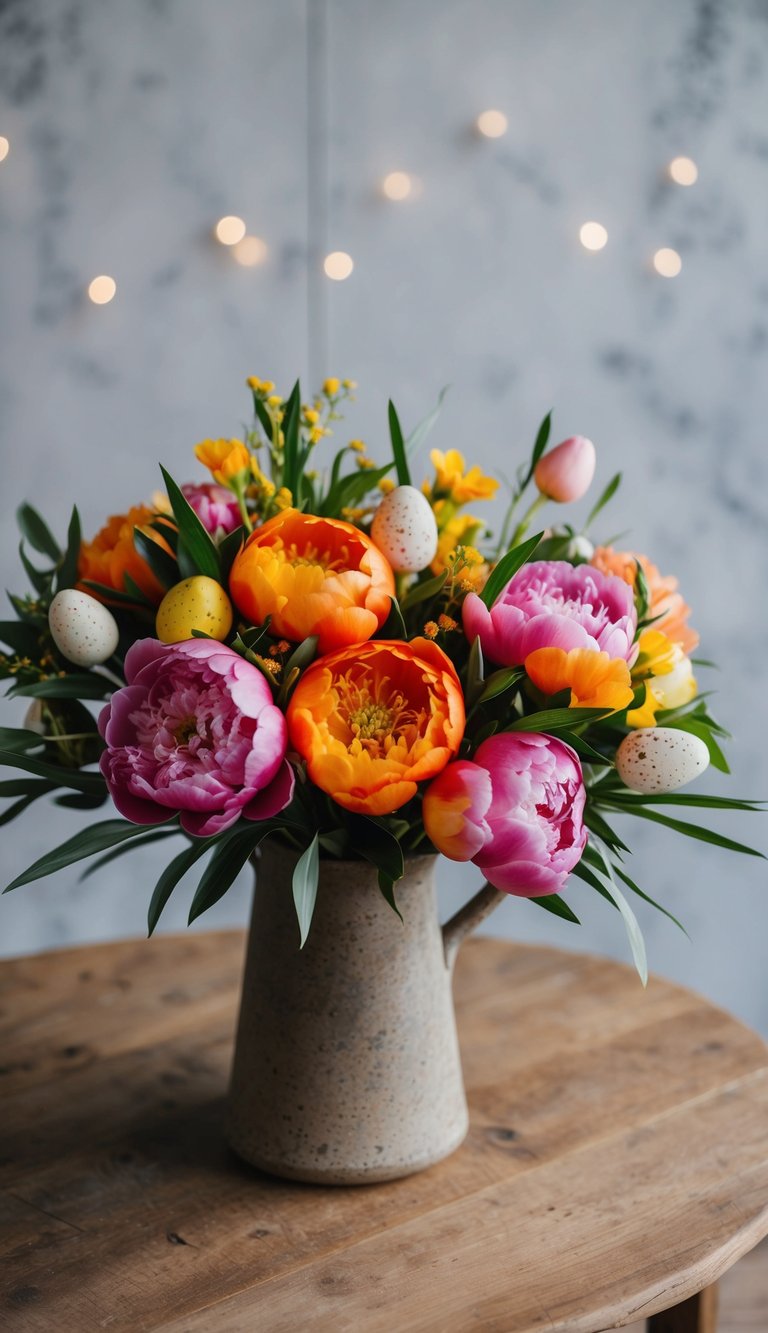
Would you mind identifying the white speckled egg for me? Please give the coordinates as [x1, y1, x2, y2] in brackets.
[49, 589, 120, 667]
[370, 485, 438, 573]
[616, 726, 709, 794]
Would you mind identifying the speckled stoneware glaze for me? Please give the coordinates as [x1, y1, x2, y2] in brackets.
[228, 839, 469, 1184]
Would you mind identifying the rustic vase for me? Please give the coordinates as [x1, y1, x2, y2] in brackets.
[228, 837, 503, 1184]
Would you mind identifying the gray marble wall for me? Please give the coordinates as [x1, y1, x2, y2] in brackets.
[1, 1, 766, 1029]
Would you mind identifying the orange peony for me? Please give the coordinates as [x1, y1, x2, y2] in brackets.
[591, 546, 699, 655]
[525, 646, 634, 712]
[287, 638, 465, 815]
[79, 506, 174, 605]
[229, 510, 395, 653]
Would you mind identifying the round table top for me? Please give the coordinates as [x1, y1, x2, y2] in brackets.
[1, 931, 767, 1332]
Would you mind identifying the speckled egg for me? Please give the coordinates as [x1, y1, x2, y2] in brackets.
[155, 576, 233, 644]
[370, 485, 438, 573]
[48, 589, 120, 667]
[616, 726, 709, 794]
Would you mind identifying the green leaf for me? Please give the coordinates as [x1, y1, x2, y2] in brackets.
[0, 748, 105, 792]
[480, 531, 544, 609]
[147, 838, 214, 934]
[4, 819, 171, 892]
[634, 560, 650, 622]
[54, 790, 109, 810]
[611, 863, 689, 938]
[400, 570, 448, 612]
[10, 675, 113, 700]
[531, 892, 581, 924]
[133, 527, 178, 590]
[281, 380, 302, 496]
[321, 462, 394, 517]
[590, 842, 648, 986]
[219, 525, 247, 578]
[601, 792, 765, 812]
[160, 466, 221, 582]
[278, 635, 320, 705]
[0, 777, 52, 797]
[520, 411, 552, 488]
[585, 472, 622, 530]
[292, 832, 320, 948]
[583, 806, 631, 853]
[556, 730, 614, 765]
[377, 871, 403, 921]
[465, 635, 485, 708]
[0, 727, 46, 754]
[612, 806, 765, 859]
[56, 507, 82, 592]
[376, 596, 408, 639]
[0, 620, 41, 655]
[188, 825, 268, 925]
[18, 542, 51, 595]
[405, 386, 450, 458]
[476, 667, 525, 707]
[388, 399, 411, 487]
[80, 828, 180, 882]
[16, 503, 61, 563]
[81, 579, 152, 609]
[508, 707, 611, 733]
[354, 815, 405, 889]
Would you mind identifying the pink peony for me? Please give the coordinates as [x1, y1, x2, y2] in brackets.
[99, 638, 294, 836]
[181, 483, 241, 537]
[463, 560, 636, 667]
[423, 732, 587, 895]
[534, 435, 596, 502]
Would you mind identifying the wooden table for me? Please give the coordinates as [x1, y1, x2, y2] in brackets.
[1, 932, 767, 1332]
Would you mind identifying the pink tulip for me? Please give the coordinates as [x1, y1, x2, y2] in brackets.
[99, 638, 294, 836]
[423, 732, 587, 896]
[463, 559, 636, 667]
[181, 483, 242, 537]
[534, 435, 596, 502]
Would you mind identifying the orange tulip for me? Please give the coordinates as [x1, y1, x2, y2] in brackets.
[229, 509, 395, 653]
[525, 646, 634, 712]
[287, 637, 465, 816]
[591, 546, 699, 655]
[194, 437, 250, 485]
[79, 505, 174, 605]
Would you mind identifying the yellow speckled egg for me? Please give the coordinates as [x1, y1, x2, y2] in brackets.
[155, 576, 233, 643]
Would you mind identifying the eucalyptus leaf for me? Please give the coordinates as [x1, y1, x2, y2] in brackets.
[0, 727, 47, 754]
[80, 828, 180, 882]
[0, 620, 42, 655]
[0, 748, 105, 792]
[10, 675, 113, 701]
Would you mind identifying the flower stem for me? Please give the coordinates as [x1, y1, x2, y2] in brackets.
[509, 492, 547, 550]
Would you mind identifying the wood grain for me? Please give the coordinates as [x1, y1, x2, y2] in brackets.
[1, 931, 767, 1332]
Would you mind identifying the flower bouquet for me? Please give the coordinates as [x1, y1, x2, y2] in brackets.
[2, 377, 762, 1182]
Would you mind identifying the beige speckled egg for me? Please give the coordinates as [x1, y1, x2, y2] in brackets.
[48, 589, 120, 667]
[616, 726, 709, 794]
[370, 485, 438, 573]
[156, 576, 233, 643]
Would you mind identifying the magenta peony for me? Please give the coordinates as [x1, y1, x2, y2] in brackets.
[463, 560, 636, 666]
[534, 435, 596, 502]
[181, 483, 242, 537]
[423, 731, 587, 895]
[98, 638, 294, 836]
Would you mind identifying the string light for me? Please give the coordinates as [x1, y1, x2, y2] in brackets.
[382, 171, 413, 201]
[668, 157, 698, 186]
[324, 251, 354, 281]
[579, 221, 608, 252]
[215, 215, 247, 245]
[232, 235, 268, 267]
[653, 247, 682, 278]
[0, 136, 9, 163]
[476, 110, 508, 139]
[88, 275, 116, 305]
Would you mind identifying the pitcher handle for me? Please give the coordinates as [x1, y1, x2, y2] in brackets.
[442, 881, 506, 970]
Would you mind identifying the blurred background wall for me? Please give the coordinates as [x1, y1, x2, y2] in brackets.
[1, 0, 766, 1029]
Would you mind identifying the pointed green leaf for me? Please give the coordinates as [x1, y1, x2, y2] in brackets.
[188, 824, 269, 925]
[160, 466, 221, 582]
[531, 892, 581, 924]
[377, 871, 403, 921]
[508, 707, 611, 733]
[148, 837, 214, 934]
[585, 472, 622, 530]
[292, 832, 320, 948]
[388, 399, 411, 486]
[520, 411, 552, 488]
[16, 503, 61, 562]
[133, 526, 178, 590]
[4, 819, 172, 892]
[481, 531, 544, 609]
[614, 806, 765, 858]
[0, 748, 105, 792]
[79, 828, 180, 883]
[56, 507, 82, 592]
[376, 596, 408, 640]
[400, 570, 449, 612]
[405, 386, 450, 458]
[10, 675, 113, 700]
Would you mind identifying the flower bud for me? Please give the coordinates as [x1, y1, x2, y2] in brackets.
[534, 435, 596, 503]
